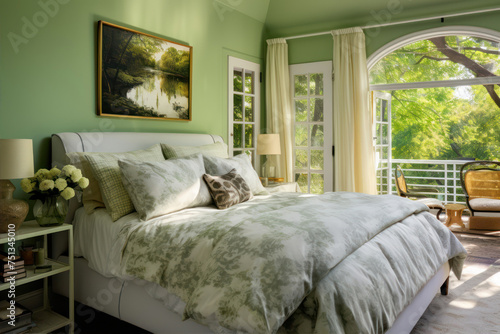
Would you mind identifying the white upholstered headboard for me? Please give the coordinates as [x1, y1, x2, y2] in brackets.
[52, 132, 224, 168]
[50, 132, 224, 258]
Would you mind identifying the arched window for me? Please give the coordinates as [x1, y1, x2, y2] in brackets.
[368, 27, 500, 201]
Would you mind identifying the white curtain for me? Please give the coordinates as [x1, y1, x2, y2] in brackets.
[266, 38, 294, 182]
[331, 27, 377, 194]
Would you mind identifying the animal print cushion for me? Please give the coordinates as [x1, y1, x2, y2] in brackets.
[203, 169, 252, 209]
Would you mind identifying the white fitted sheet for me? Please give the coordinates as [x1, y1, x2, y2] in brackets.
[73, 207, 141, 276]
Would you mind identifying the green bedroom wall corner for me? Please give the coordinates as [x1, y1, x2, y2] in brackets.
[0, 0, 265, 202]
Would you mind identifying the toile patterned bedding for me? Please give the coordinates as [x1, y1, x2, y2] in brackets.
[111, 191, 467, 334]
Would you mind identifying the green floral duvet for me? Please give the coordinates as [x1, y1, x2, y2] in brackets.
[117, 192, 466, 334]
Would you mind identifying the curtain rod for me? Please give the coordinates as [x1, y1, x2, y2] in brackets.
[283, 7, 500, 41]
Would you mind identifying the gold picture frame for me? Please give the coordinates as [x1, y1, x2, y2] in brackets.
[97, 21, 192, 121]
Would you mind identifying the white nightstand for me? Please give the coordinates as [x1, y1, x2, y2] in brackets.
[265, 182, 301, 193]
[0, 221, 74, 334]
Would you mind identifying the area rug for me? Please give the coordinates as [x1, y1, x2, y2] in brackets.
[449, 225, 500, 237]
[411, 235, 500, 333]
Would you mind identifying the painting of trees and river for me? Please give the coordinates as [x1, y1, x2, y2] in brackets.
[98, 21, 192, 120]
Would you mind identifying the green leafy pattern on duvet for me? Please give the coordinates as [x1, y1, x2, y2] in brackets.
[119, 192, 436, 333]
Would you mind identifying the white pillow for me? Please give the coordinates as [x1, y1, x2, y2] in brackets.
[203, 154, 268, 196]
[118, 154, 212, 220]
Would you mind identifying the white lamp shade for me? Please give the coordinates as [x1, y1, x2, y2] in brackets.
[0, 139, 34, 179]
[257, 134, 281, 155]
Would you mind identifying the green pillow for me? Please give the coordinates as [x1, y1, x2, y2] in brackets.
[85, 144, 164, 221]
[161, 142, 228, 159]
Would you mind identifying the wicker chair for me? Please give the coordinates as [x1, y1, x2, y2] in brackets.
[460, 161, 500, 215]
[394, 165, 444, 219]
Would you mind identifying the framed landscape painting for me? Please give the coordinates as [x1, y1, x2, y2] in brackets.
[98, 21, 192, 121]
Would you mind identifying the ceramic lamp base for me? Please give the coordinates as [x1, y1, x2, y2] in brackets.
[0, 180, 28, 233]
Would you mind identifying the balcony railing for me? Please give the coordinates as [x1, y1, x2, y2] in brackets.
[376, 159, 471, 204]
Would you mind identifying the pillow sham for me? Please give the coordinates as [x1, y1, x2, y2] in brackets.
[203, 153, 269, 195]
[161, 142, 228, 159]
[66, 151, 105, 214]
[203, 169, 252, 209]
[119, 154, 212, 220]
[84, 144, 164, 221]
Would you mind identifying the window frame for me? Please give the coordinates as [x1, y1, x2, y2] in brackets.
[367, 26, 500, 71]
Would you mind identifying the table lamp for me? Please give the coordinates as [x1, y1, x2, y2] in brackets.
[0, 139, 34, 232]
[257, 134, 281, 186]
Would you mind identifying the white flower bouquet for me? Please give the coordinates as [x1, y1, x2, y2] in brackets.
[21, 165, 89, 201]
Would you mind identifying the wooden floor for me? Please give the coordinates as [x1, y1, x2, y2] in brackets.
[50, 231, 499, 334]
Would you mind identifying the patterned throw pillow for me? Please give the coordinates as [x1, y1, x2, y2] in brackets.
[161, 142, 228, 159]
[119, 154, 212, 220]
[84, 144, 165, 221]
[203, 169, 252, 209]
[203, 153, 269, 196]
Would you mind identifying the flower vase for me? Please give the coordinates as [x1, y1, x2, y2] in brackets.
[33, 195, 68, 227]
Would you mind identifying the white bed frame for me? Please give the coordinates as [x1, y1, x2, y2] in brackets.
[51, 132, 450, 334]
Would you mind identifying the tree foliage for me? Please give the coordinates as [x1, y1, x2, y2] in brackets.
[370, 36, 500, 160]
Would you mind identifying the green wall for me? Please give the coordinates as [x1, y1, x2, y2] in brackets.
[0, 0, 266, 200]
[285, 11, 500, 64]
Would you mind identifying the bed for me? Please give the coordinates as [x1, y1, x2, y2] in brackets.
[50, 132, 466, 334]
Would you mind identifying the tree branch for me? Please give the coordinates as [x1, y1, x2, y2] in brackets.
[415, 55, 450, 64]
[391, 92, 420, 119]
[429, 37, 500, 109]
[453, 46, 500, 56]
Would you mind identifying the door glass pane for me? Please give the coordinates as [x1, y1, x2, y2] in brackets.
[310, 125, 324, 147]
[294, 75, 307, 96]
[233, 69, 243, 92]
[376, 98, 382, 122]
[376, 124, 381, 145]
[295, 100, 308, 122]
[295, 124, 308, 146]
[310, 98, 324, 122]
[245, 71, 254, 94]
[381, 99, 388, 122]
[233, 124, 243, 148]
[382, 124, 388, 144]
[295, 149, 308, 169]
[245, 124, 253, 148]
[245, 96, 254, 122]
[309, 73, 323, 96]
[234, 95, 243, 121]
[311, 150, 323, 170]
[382, 146, 389, 158]
[295, 173, 308, 193]
[311, 174, 324, 194]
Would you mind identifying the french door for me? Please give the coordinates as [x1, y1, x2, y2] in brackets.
[372, 91, 392, 194]
[228, 56, 260, 169]
[290, 61, 333, 193]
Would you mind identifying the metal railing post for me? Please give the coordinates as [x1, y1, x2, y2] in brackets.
[444, 163, 448, 204]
